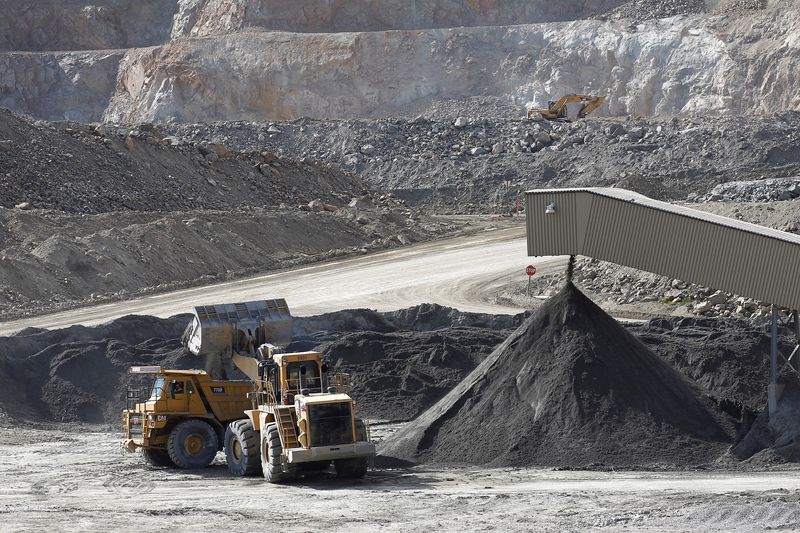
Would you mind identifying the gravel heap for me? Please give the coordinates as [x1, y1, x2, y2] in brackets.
[697, 178, 800, 203]
[599, 0, 707, 21]
[380, 283, 736, 468]
[0, 108, 365, 213]
[0, 305, 526, 424]
[163, 113, 800, 210]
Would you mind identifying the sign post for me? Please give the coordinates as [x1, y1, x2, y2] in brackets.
[526, 265, 536, 296]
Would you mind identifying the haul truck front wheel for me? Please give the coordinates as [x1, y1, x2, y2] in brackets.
[167, 419, 219, 469]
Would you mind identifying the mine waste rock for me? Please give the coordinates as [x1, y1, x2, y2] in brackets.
[380, 283, 735, 468]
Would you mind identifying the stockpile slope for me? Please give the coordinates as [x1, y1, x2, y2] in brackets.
[381, 284, 736, 467]
[0, 306, 523, 424]
[0, 108, 364, 213]
[0, 315, 189, 423]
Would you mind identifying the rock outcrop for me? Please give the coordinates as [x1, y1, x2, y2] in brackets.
[0, 1, 798, 122]
[171, 0, 626, 36]
[0, 0, 177, 51]
[106, 9, 800, 122]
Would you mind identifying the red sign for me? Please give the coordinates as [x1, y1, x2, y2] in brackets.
[526, 265, 536, 276]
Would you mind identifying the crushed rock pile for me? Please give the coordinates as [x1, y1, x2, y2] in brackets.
[0, 108, 365, 213]
[0, 205, 459, 320]
[380, 283, 736, 468]
[0, 315, 190, 423]
[164, 113, 800, 210]
[599, 0, 707, 21]
[0, 305, 526, 425]
[697, 178, 800, 203]
[733, 384, 800, 464]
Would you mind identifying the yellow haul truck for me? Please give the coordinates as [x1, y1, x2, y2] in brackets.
[123, 367, 252, 468]
[183, 299, 375, 482]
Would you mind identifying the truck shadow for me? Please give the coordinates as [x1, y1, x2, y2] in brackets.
[153, 462, 440, 490]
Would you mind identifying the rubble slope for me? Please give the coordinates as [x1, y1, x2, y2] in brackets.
[380, 284, 736, 467]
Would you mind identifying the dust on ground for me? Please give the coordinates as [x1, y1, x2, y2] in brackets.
[1, 427, 799, 533]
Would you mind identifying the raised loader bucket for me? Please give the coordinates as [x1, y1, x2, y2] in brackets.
[182, 299, 293, 379]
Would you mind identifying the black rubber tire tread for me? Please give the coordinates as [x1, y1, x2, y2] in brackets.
[261, 423, 297, 483]
[167, 419, 219, 469]
[141, 447, 174, 467]
[224, 419, 262, 477]
[334, 457, 368, 478]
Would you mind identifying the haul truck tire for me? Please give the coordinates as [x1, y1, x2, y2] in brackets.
[225, 419, 262, 476]
[334, 457, 368, 478]
[261, 423, 297, 483]
[167, 419, 219, 469]
[141, 448, 174, 467]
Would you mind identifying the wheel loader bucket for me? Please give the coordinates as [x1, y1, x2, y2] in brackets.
[182, 299, 293, 378]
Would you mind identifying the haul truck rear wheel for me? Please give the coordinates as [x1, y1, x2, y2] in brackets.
[141, 448, 174, 467]
[225, 419, 261, 476]
[167, 419, 219, 469]
[261, 423, 297, 483]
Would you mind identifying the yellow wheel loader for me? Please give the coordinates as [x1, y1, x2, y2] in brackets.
[122, 367, 252, 469]
[182, 299, 375, 482]
[527, 93, 606, 121]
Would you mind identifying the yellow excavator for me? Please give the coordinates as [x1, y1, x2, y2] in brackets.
[527, 94, 606, 121]
[182, 299, 375, 482]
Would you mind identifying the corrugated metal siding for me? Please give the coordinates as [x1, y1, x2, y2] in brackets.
[525, 190, 592, 256]
[525, 188, 800, 310]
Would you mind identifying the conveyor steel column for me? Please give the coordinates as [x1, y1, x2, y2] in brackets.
[768, 304, 782, 418]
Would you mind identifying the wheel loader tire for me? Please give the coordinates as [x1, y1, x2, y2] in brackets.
[141, 447, 174, 467]
[334, 457, 368, 479]
[261, 423, 296, 483]
[167, 419, 219, 469]
[225, 419, 262, 477]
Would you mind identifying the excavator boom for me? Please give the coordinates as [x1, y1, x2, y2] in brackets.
[528, 93, 605, 121]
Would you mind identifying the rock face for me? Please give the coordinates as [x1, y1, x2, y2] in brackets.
[105, 8, 800, 122]
[380, 283, 734, 467]
[0, 51, 123, 121]
[172, 0, 625, 36]
[0, 0, 177, 51]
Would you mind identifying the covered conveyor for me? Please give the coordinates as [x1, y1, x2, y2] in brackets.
[525, 187, 800, 415]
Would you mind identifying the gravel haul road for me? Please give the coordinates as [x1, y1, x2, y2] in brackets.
[0, 225, 550, 335]
[1, 427, 799, 532]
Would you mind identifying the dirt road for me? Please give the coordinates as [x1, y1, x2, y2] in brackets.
[1, 427, 798, 532]
[0, 224, 560, 335]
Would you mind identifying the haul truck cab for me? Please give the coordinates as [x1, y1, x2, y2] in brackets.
[123, 366, 252, 468]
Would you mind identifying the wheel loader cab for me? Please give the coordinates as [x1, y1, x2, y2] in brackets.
[272, 352, 326, 404]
